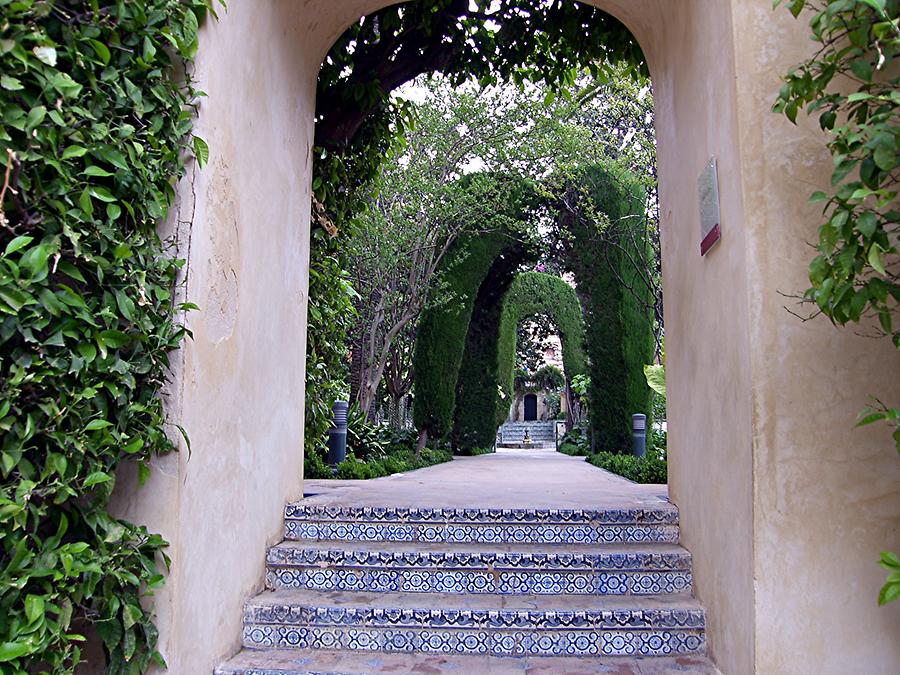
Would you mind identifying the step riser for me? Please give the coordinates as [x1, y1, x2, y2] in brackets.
[267, 547, 691, 572]
[284, 506, 679, 524]
[284, 521, 679, 545]
[266, 567, 692, 595]
[242, 625, 705, 658]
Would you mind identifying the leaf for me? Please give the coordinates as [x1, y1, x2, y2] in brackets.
[83, 166, 115, 177]
[26, 106, 47, 132]
[85, 419, 112, 431]
[62, 146, 88, 160]
[90, 40, 111, 65]
[0, 642, 30, 661]
[867, 244, 886, 275]
[33, 45, 57, 66]
[90, 187, 117, 203]
[5, 235, 34, 255]
[83, 471, 112, 488]
[1, 75, 23, 91]
[192, 136, 209, 167]
[25, 595, 44, 623]
[643, 364, 666, 397]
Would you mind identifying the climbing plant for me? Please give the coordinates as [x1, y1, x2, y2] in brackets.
[0, 0, 214, 671]
[774, 0, 899, 605]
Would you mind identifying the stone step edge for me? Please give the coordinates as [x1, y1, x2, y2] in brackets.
[283, 522, 680, 545]
[214, 648, 722, 675]
[265, 545, 693, 571]
[265, 569, 693, 597]
[284, 505, 678, 525]
[244, 589, 702, 614]
[241, 624, 706, 658]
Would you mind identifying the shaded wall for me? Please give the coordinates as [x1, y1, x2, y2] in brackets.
[112, 3, 318, 672]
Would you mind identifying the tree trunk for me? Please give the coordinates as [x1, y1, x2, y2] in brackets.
[416, 428, 428, 458]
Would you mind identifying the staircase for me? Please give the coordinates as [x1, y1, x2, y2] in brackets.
[215, 502, 709, 673]
[497, 420, 557, 447]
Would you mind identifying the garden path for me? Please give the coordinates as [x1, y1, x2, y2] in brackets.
[302, 446, 669, 511]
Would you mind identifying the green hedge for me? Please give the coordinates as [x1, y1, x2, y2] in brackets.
[587, 450, 667, 484]
[496, 272, 587, 425]
[412, 174, 537, 444]
[451, 241, 536, 452]
[555, 163, 654, 452]
[0, 1, 213, 671]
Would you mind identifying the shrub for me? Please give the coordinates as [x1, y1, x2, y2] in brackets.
[558, 442, 588, 457]
[587, 451, 667, 484]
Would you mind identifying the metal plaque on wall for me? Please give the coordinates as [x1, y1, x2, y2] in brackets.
[698, 158, 721, 256]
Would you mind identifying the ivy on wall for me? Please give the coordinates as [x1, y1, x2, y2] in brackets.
[0, 1, 214, 671]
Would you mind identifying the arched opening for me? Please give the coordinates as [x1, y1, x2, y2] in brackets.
[120, 3, 900, 674]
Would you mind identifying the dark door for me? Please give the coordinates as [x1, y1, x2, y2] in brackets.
[523, 394, 538, 421]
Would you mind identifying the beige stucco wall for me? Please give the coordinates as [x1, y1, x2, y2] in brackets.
[112, 2, 320, 672]
[109, 1, 899, 673]
[730, 4, 900, 674]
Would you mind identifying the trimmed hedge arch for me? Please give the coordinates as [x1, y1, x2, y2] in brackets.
[452, 271, 586, 451]
[412, 176, 538, 443]
[415, 163, 655, 455]
[555, 162, 655, 452]
[496, 271, 587, 417]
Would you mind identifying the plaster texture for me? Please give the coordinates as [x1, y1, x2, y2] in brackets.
[111, 3, 320, 673]
[730, 5, 900, 674]
[109, 1, 899, 674]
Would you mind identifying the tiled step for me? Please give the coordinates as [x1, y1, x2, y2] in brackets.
[283, 505, 680, 545]
[215, 648, 722, 674]
[265, 540, 693, 596]
[240, 589, 706, 658]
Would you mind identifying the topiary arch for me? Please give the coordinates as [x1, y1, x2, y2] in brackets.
[496, 272, 587, 421]
[415, 162, 655, 454]
[412, 175, 538, 446]
[451, 270, 587, 451]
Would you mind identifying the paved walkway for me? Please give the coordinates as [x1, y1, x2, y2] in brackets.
[304, 446, 669, 510]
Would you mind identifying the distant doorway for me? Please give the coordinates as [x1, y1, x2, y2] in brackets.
[523, 394, 538, 421]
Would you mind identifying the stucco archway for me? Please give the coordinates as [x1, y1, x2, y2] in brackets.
[114, 3, 900, 674]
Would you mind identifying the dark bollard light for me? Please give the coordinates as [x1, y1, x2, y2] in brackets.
[327, 400, 349, 469]
[632, 413, 647, 458]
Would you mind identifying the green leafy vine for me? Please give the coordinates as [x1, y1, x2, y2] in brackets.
[773, 0, 898, 605]
[0, 0, 216, 671]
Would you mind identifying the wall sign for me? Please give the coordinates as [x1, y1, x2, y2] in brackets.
[698, 158, 721, 256]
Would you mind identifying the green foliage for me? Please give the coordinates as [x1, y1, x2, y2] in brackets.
[345, 403, 387, 460]
[774, 0, 899, 604]
[334, 445, 452, 480]
[554, 163, 655, 452]
[0, 0, 215, 671]
[307, 1, 648, 467]
[412, 174, 538, 444]
[586, 450, 667, 484]
[304, 241, 358, 458]
[644, 364, 666, 397]
[497, 272, 587, 421]
[878, 551, 900, 605]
